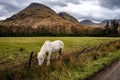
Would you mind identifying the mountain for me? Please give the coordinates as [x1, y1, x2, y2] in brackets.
[100, 20, 110, 25]
[58, 12, 79, 23]
[80, 19, 107, 28]
[80, 20, 93, 25]
[0, 3, 89, 36]
[80, 19, 120, 29]
[0, 3, 79, 28]
[6, 3, 57, 20]
[0, 3, 120, 36]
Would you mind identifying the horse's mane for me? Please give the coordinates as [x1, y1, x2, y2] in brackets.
[44, 40, 51, 46]
[41, 40, 51, 49]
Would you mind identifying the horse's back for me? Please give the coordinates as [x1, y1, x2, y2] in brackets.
[42, 40, 51, 46]
[42, 40, 64, 51]
[52, 40, 64, 49]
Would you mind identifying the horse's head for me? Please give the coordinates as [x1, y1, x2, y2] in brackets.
[37, 51, 45, 66]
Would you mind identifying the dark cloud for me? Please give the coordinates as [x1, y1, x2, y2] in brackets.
[0, 1, 21, 12]
[42, 1, 67, 7]
[0, 0, 32, 19]
[0, 11, 5, 17]
[64, 0, 80, 4]
[73, 13, 103, 22]
[0, 0, 23, 19]
[99, 0, 120, 9]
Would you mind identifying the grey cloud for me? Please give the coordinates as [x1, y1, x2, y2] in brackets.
[43, 1, 67, 7]
[41, 0, 80, 6]
[79, 15, 103, 22]
[64, 0, 80, 4]
[0, 9, 5, 17]
[99, 0, 120, 9]
[0, 0, 26, 20]
[70, 12, 107, 23]
[0, 1, 21, 12]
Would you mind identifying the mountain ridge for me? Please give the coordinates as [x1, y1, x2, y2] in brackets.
[1, 3, 119, 36]
[0, 3, 81, 28]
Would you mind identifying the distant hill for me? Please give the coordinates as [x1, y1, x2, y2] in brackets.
[80, 19, 119, 28]
[80, 20, 93, 25]
[80, 19, 107, 28]
[58, 12, 79, 23]
[100, 20, 111, 25]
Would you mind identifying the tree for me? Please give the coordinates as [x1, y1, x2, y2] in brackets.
[110, 19, 118, 34]
[104, 21, 111, 34]
[104, 19, 119, 35]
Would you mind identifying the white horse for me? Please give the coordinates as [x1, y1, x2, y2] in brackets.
[37, 40, 64, 66]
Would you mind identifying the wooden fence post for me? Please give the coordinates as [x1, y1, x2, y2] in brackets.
[28, 51, 34, 69]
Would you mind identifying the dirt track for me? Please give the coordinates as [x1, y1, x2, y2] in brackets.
[91, 58, 120, 80]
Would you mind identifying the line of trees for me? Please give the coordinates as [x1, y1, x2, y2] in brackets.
[104, 19, 119, 35]
[0, 22, 119, 37]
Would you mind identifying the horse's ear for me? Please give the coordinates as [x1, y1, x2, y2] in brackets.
[46, 52, 49, 56]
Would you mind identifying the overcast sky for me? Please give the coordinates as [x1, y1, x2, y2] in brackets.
[0, 0, 120, 23]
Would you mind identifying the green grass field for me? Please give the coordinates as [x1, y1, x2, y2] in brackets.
[0, 37, 118, 65]
[0, 37, 120, 80]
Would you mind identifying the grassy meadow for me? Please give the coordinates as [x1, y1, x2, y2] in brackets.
[0, 37, 118, 66]
[0, 37, 120, 80]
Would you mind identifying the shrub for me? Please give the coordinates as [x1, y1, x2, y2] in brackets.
[19, 47, 24, 52]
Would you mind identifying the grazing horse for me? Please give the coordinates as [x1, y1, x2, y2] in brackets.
[37, 40, 64, 66]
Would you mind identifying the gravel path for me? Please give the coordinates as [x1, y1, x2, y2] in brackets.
[91, 58, 120, 80]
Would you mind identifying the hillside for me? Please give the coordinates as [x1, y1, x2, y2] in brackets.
[0, 3, 80, 28]
[58, 12, 79, 23]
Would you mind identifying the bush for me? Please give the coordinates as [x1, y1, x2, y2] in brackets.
[19, 47, 24, 52]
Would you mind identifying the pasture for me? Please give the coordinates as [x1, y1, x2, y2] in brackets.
[0, 37, 120, 80]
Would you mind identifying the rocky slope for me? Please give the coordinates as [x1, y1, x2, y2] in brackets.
[58, 12, 79, 23]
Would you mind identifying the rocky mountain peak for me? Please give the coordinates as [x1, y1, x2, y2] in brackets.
[6, 3, 57, 21]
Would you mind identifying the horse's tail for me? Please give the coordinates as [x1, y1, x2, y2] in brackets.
[28, 51, 34, 69]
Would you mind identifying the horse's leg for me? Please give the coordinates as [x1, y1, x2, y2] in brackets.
[46, 52, 51, 65]
[59, 48, 63, 59]
[56, 52, 60, 60]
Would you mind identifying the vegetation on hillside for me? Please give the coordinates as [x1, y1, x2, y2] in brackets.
[104, 19, 119, 35]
